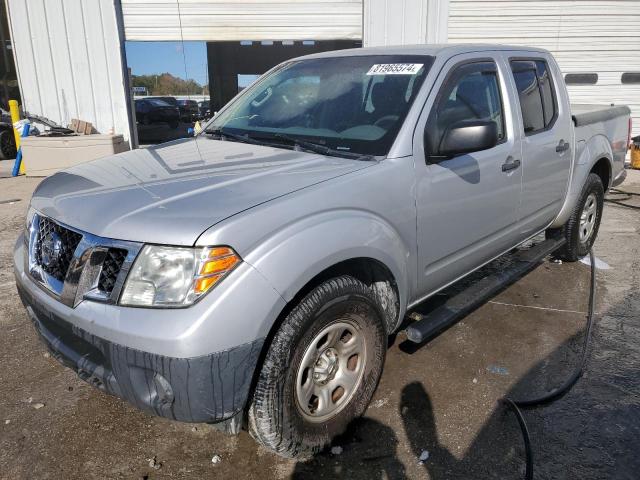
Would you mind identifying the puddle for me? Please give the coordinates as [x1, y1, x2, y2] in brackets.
[579, 256, 611, 270]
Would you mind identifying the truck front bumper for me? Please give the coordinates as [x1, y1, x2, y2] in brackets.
[14, 238, 271, 426]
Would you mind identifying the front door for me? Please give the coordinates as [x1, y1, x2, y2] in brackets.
[413, 54, 523, 298]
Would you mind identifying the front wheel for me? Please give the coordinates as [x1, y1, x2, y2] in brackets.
[547, 173, 604, 261]
[248, 276, 386, 458]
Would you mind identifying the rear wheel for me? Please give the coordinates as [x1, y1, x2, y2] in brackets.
[547, 173, 604, 261]
[248, 276, 386, 458]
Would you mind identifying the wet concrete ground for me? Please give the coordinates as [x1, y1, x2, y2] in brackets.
[1, 168, 639, 479]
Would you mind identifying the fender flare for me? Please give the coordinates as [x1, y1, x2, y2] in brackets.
[243, 209, 412, 328]
[551, 134, 612, 228]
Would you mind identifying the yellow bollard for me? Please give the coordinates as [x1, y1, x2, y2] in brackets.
[8, 100, 24, 174]
[631, 145, 640, 170]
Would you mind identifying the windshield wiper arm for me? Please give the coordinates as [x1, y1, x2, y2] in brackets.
[269, 133, 373, 161]
[204, 127, 273, 147]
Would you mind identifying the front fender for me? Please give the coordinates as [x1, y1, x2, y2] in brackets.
[551, 134, 612, 228]
[243, 209, 412, 322]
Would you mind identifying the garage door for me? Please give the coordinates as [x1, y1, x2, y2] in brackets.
[121, 0, 363, 41]
[448, 0, 640, 137]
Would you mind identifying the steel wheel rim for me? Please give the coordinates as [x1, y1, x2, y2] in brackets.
[579, 193, 598, 243]
[295, 319, 367, 423]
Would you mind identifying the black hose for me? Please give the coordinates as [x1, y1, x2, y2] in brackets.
[503, 248, 596, 479]
[502, 398, 534, 480]
[610, 188, 640, 197]
[605, 189, 640, 210]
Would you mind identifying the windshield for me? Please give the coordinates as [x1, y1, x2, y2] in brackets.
[206, 55, 434, 157]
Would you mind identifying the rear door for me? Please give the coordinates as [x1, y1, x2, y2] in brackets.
[508, 56, 573, 236]
[412, 53, 523, 297]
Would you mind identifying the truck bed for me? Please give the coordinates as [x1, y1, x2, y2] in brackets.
[571, 104, 631, 127]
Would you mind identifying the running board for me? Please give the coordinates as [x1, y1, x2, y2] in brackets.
[404, 237, 566, 344]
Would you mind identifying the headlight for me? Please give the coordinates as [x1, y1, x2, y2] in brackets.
[119, 245, 241, 307]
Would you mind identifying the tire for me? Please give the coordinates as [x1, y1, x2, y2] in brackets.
[547, 173, 604, 261]
[248, 275, 386, 458]
[0, 129, 16, 160]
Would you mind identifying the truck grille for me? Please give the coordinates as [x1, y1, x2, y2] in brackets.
[34, 216, 83, 282]
[27, 213, 141, 307]
[98, 248, 128, 294]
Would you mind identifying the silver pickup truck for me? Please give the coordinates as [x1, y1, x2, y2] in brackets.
[14, 45, 630, 457]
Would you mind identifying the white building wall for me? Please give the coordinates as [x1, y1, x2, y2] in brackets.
[448, 0, 640, 137]
[363, 0, 448, 46]
[6, 0, 132, 142]
[121, 0, 363, 41]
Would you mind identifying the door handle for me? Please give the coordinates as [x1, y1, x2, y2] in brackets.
[556, 140, 570, 153]
[501, 157, 521, 172]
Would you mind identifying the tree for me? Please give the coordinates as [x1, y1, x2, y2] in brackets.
[131, 73, 208, 96]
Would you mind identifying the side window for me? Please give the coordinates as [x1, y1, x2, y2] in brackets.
[536, 61, 556, 126]
[425, 61, 505, 156]
[510, 59, 557, 134]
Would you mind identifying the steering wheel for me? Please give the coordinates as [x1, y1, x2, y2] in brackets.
[373, 114, 400, 130]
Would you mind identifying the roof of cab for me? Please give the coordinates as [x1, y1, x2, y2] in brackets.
[292, 43, 551, 61]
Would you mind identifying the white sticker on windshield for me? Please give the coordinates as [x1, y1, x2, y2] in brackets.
[366, 63, 423, 75]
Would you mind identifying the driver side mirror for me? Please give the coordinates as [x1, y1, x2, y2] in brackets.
[432, 119, 499, 159]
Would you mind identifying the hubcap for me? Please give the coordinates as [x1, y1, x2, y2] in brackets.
[579, 193, 598, 243]
[295, 320, 366, 422]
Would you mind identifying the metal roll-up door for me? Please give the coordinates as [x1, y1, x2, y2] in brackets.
[448, 0, 640, 137]
[121, 0, 363, 41]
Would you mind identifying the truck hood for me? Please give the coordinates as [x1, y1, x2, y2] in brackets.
[30, 136, 373, 245]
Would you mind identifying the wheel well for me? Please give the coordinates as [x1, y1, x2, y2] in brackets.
[591, 158, 611, 191]
[293, 258, 401, 333]
[243, 258, 400, 420]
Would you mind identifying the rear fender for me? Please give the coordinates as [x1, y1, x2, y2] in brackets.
[550, 134, 612, 228]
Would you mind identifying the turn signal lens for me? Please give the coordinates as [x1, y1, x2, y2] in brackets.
[194, 274, 223, 294]
[200, 253, 239, 275]
[192, 247, 241, 295]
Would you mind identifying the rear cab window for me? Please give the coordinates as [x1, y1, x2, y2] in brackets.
[510, 59, 558, 135]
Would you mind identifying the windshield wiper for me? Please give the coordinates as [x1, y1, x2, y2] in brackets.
[205, 128, 373, 161]
[267, 132, 373, 161]
[204, 127, 273, 148]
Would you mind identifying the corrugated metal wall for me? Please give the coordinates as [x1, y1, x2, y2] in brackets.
[6, 0, 131, 142]
[363, 0, 448, 46]
[448, 0, 640, 137]
[121, 0, 363, 41]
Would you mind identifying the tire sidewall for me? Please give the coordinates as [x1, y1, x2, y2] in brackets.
[285, 295, 384, 440]
[574, 174, 604, 257]
[250, 278, 386, 457]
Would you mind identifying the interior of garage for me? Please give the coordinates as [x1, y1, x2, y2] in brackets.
[207, 40, 361, 113]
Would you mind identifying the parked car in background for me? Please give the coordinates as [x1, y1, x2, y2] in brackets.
[15, 45, 630, 459]
[134, 98, 180, 129]
[149, 96, 179, 108]
[198, 100, 211, 119]
[177, 99, 199, 122]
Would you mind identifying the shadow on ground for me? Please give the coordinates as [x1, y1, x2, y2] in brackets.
[292, 284, 640, 480]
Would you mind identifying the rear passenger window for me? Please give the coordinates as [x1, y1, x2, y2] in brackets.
[510, 60, 557, 135]
[425, 61, 505, 156]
